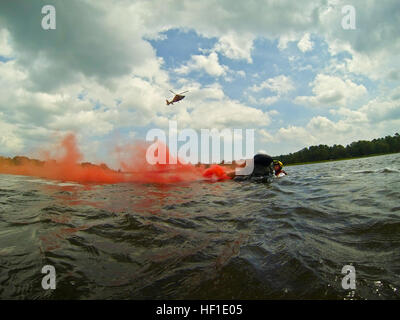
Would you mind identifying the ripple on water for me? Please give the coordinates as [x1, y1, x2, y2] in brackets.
[1, 153, 400, 299]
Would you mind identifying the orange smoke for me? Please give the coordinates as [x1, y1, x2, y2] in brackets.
[203, 164, 232, 181]
[0, 134, 232, 184]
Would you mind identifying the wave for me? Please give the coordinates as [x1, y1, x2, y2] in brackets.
[352, 167, 400, 174]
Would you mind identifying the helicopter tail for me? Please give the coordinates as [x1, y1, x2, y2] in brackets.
[166, 99, 172, 105]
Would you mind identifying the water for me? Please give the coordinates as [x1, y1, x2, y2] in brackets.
[0, 153, 399, 299]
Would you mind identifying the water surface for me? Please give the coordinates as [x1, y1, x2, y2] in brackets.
[1, 153, 399, 299]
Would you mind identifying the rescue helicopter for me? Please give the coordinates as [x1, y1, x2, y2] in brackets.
[166, 90, 189, 105]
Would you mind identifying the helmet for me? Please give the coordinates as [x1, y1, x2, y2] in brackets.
[273, 160, 283, 168]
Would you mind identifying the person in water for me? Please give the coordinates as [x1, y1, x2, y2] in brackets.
[273, 160, 287, 177]
[227, 154, 274, 180]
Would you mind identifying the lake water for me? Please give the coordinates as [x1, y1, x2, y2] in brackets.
[0, 153, 399, 299]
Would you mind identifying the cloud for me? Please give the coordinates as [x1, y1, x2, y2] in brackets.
[264, 115, 361, 155]
[297, 33, 314, 52]
[213, 32, 254, 63]
[167, 82, 272, 130]
[0, 56, 170, 149]
[0, 0, 399, 159]
[329, 107, 368, 123]
[387, 70, 400, 81]
[0, 29, 13, 57]
[0, 0, 162, 91]
[251, 75, 295, 95]
[175, 52, 228, 77]
[277, 125, 317, 146]
[50, 110, 115, 136]
[4, 0, 400, 84]
[250, 75, 295, 106]
[359, 98, 400, 124]
[390, 87, 400, 100]
[306, 116, 350, 135]
[258, 129, 273, 142]
[259, 96, 279, 106]
[265, 93, 400, 155]
[294, 74, 367, 107]
[278, 32, 299, 50]
[317, 0, 400, 80]
[188, 100, 270, 129]
[0, 113, 24, 154]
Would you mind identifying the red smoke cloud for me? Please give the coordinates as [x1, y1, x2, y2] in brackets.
[0, 134, 232, 184]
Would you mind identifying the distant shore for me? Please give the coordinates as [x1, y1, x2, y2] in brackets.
[1, 151, 399, 174]
[284, 152, 400, 167]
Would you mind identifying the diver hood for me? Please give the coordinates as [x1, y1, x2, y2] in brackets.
[252, 154, 273, 176]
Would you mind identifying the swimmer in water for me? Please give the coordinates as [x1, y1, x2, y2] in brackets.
[273, 160, 287, 177]
[226, 154, 274, 180]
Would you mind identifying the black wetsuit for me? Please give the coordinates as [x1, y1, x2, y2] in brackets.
[233, 154, 274, 182]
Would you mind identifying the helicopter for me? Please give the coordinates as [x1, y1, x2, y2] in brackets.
[166, 90, 189, 105]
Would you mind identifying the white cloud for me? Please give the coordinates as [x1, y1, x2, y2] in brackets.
[329, 107, 368, 123]
[175, 96, 271, 130]
[263, 116, 358, 155]
[264, 94, 400, 155]
[0, 113, 23, 153]
[0, 55, 172, 159]
[273, 94, 397, 152]
[297, 33, 314, 53]
[306, 116, 350, 135]
[182, 82, 225, 102]
[250, 75, 295, 106]
[359, 98, 400, 124]
[214, 32, 254, 63]
[251, 75, 295, 95]
[258, 129, 273, 142]
[175, 52, 228, 77]
[1, 0, 399, 159]
[277, 125, 317, 146]
[294, 74, 367, 107]
[259, 96, 279, 106]
[278, 33, 299, 50]
[0, 29, 12, 57]
[50, 110, 115, 136]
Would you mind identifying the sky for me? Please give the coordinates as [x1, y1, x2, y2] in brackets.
[0, 0, 399, 165]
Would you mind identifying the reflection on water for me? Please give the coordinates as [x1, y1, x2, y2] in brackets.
[0, 153, 399, 299]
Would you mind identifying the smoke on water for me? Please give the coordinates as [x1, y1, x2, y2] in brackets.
[0, 134, 232, 184]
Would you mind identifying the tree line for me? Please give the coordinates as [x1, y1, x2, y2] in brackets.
[275, 133, 400, 165]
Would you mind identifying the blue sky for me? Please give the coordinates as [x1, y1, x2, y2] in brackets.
[0, 0, 399, 166]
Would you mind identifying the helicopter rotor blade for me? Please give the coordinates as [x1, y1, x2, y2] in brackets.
[178, 91, 189, 95]
[169, 90, 177, 95]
